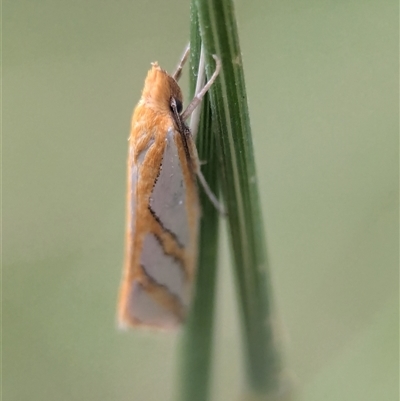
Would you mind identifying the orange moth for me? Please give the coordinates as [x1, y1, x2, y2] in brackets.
[118, 46, 222, 329]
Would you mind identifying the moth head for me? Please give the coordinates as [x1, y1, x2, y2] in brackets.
[142, 63, 183, 114]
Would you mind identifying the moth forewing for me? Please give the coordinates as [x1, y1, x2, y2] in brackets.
[118, 63, 200, 329]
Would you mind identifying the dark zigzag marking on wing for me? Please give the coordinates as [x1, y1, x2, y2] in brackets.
[151, 233, 187, 279]
[149, 152, 183, 249]
[148, 205, 185, 249]
[139, 265, 185, 317]
[152, 154, 163, 189]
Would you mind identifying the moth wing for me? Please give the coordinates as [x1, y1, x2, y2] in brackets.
[120, 128, 199, 329]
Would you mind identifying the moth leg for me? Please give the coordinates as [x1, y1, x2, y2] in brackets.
[181, 52, 221, 122]
[197, 169, 226, 215]
[188, 138, 226, 216]
[184, 47, 225, 215]
[173, 43, 190, 82]
[189, 45, 206, 140]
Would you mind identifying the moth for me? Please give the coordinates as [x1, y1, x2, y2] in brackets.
[118, 46, 222, 329]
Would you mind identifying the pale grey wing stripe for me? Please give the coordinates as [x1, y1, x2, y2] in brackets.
[149, 128, 190, 248]
[130, 136, 155, 233]
[140, 233, 188, 306]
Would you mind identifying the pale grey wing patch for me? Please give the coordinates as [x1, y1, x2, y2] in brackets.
[149, 128, 189, 247]
[128, 282, 180, 328]
[136, 137, 154, 164]
[140, 233, 188, 306]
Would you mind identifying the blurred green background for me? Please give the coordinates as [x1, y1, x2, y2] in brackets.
[3, 1, 398, 400]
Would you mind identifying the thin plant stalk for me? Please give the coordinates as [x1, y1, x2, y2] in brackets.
[194, 0, 285, 396]
[177, 8, 220, 401]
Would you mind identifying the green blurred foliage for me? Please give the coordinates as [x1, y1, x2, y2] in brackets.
[3, 1, 398, 400]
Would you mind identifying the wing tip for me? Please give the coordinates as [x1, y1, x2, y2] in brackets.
[117, 280, 185, 331]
